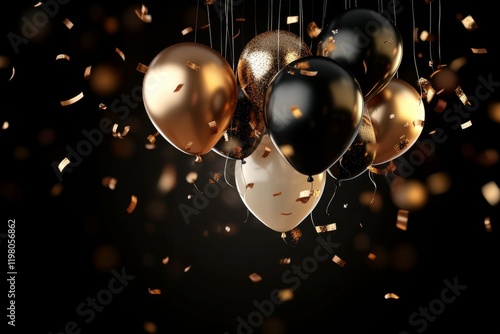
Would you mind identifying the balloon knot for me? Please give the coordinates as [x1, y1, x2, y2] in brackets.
[195, 155, 202, 162]
[307, 176, 314, 182]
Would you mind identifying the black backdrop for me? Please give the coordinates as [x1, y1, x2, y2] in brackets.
[1, 1, 499, 333]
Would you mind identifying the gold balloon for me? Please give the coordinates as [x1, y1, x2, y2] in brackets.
[142, 42, 238, 159]
[237, 30, 312, 112]
[366, 78, 426, 165]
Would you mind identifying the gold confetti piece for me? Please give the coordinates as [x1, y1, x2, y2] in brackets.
[418, 77, 435, 102]
[461, 15, 478, 31]
[332, 255, 346, 267]
[112, 124, 131, 139]
[102, 176, 118, 190]
[396, 209, 409, 231]
[195, 155, 202, 162]
[199, 23, 210, 29]
[249, 273, 262, 283]
[84, 66, 92, 79]
[288, 106, 302, 120]
[186, 171, 198, 184]
[126, 195, 138, 213]
[9, 67, 15, 81]
[299, 69, 317, 76]
[246, 183, 254, 189]
[62, 18, 74, 29]
[136, 63, 148, 73]
[368, 253, 376, 260]
[279, 258, 291, 264]
[57, 157, 71, 172]
[115, 47, 125, 61]
[273, 192, 282, 197]
[147, 132, 158, 145]
[307, 21, 322, 38]
[173, 84, 184, 92]
[287, 16, 299, 24]
[204, 0, 216, 4]
[471, 48, 487, 54]
[455, 86, 470, 105]
[135, 5, 152, 23]
[99, 103, 107, 110]
[262, 146, 271, 158]
[315, 223, 337, 233]
[413, 120, 425, 127]
[232, 29, 241, 39]
[208, 121, 218, 135]
[186, 61, 200, 71]
[60, 92, 84, 106]
[184, 265, 191, 272]
[484, 217, 492, 232]
[481, 181, 500, 206]
[280, 212, 292, 216]
[461, 120, 472, 129]
[235, 18, 246, 22]
[211, 172, 221, 182]
[278, 288, 294, 302]
[384, 293, 399, 299]
[185, 142, 193, 151]
[148, 288, 161, 295]
[34, 2, 42, 6]
[182, 27, 193, 35]
[55, 54, 70, 61]
[2, 121, 9, 130]
[162, 256, 169, 265]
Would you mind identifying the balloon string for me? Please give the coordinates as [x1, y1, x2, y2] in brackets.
[437, 0, 442, 65]
[223, 155, 237, 191]
[194, 0, 199, 43]
[281, 232, 296, 247]
[368, 170, 377, 204]
[309, 211, 328, 247]
[207, 4, 213, 48]
[321, 0, 327, 29]
[411, 0, 422, 96]
[277, 0, 282, 30]
[428, 1, 435, 72]
[254, 0, 258, 36]
[325, 177, 341, 215]
[392, 0, 398, 78]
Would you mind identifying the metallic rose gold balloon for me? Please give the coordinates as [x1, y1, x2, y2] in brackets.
[142, 42, 237, 160]
[366, 78, 426, 165]
[237, 30, 312, 112]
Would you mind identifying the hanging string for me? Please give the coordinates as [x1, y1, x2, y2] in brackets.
[325, 177, 341, 215]
[428, 1, 435, 72]
[411, 0, 423, 96]
[231, 0, 235, 71]
[322, 0, 328, 29]
[194, 0, 199, 42]
[207, 3, 213, 48]
[367, 169, 377, 204]
[254, 0, 258, 36]
[278, 0, 282, 30]
[437, 0, 442, 65]
[299, 0, 303, 51]
[392, 0, 399, 78]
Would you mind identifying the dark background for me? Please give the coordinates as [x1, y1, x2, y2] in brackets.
[1, 0, 499, 333]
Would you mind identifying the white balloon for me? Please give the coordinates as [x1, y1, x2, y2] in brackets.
[235, 134, 326, 233]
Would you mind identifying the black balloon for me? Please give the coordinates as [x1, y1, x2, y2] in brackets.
[264, 55, 364, 177]
[212, 86, 266, 160]
[317, 8, 403, 102]
[328, 111, 377, 181]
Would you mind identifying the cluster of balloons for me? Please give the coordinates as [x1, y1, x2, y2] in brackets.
[142, 8, 426, 233]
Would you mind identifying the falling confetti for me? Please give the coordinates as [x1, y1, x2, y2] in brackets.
[148, 288, 161, 295]
[332, 255, 346, 267]
[135, 4, 152, 23]
[314, 223, 337, 233]
[55, 54, 70, 61]
[126, 195, 138, 213]
[57, 157, 71, 172]
[287, 16, 299, 24]
[460, 120, 472, 129]
[461, 15, 478, 31]
[484, 217, 492, 232]
[384, 293, 400, 299]
[136, 63, 149, 73]
[249, 273, 262, 283]
[60, 92, 84, 106]
[102, 176, 118, 190]
[112, 124, 131, 139]
[182, 27, 193, 35]
[396, 209, 409, 231]
[62, 18, 74, 29]
[115, 47, 126, 61]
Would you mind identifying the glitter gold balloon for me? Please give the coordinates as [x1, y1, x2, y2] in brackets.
[237, 30, 312, 112]
[366, 78, 426, 165]
[142, 42, 238, 160]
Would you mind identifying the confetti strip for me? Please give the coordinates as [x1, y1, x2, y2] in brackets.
[232, 29, 241, 39]
[102, 176, 118, 190]
[186, 61, 201, 71]
[396, 209, 409, 231]
[460, 120, 472, 129]
[136, 63, 148, 73]
[484, 217, 492, 232]
[314, 223, 337, 233]
[57, 157, 71, 173]
[99, 103, 107, 110]
[184, 265, 191, 272]
[173, 84, 184, 92]
[299, 69, 317, 76]
[185, 142, 193, 151]
[273, 192, 283, 197]
[332, 255, 346, 267]
[461, 15, 478, 31]
[261, 146, 271, 158]
[148, 288, 161, 295]
[62, 18, 74, 29]
[181, 27, 193, 35]
[249, 273, 262, 283]
[471, 48, 487, 54]
[112, 124, 130, 139]
[60, 92, 84, 106]
[208, 121, 218, 135]
[135, 4, 152, 23]
[287, 16, 299, 24]
[279, 258, 291, 264]
[84, 66, 92, 79]
[384, 293, 400, 299]
[9, 67, 15, 81]
[55, 54, 70, 61]
[126, 195, 138, 213]
[115, 47, 125, 61]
